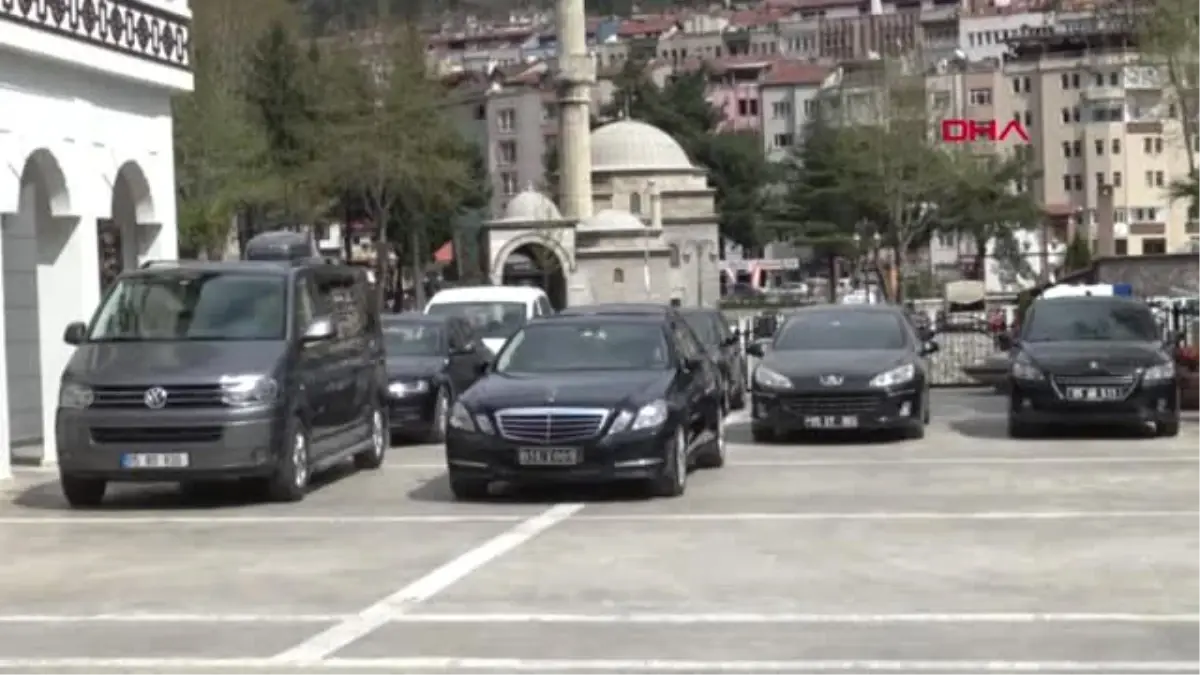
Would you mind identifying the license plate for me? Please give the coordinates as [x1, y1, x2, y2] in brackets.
[517, 448, 580, 466]
[803, 415, 859, 429]
[1065, 386, 1124, 402]
[120, 453, 189, 469]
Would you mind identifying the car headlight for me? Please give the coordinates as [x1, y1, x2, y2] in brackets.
[448, 401, 475, 431]
[754, 366, 792, 389]
[388, 380, 430, 397]
[1143, 361, 1176, 382]
[59, 382, 93, 409]
[869, 363, 915, 388]
[1010, 354, 1044, 381]
[220, 374, 278, 406]
[609, 400, 669, 434]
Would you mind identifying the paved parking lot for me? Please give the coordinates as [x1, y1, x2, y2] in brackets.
[0, 391, 1196, 673]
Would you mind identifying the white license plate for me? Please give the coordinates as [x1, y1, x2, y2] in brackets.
[1065, 387, 1123, 402]
[517, 448, 581, 466]
[803, 415, 859, 429]
[121, 453, 189, 469]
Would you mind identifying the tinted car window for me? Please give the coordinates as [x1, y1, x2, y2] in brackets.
[682, 313, 720, 346]
[496, 321, 670, 372]
[384, 322, 444, 356]
[427, 301, 526, 340]
[1022, 300, 1157, 342]
[775, 312, 907, 350]
[90, 272, 286, 341]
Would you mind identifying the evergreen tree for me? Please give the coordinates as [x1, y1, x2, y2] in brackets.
[1062, 231, 1093, 272]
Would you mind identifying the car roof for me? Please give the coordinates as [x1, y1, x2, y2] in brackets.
[536, 313, 669, 326]
[785, 303, 904, 316]
[557, 303, 673, 316]
[127, 260, 303, 277]
[1033, 294, 1145, 306]
[382, 312, 448, 325]
[426, 285, 546, 305]
[677, 307, 722, 318]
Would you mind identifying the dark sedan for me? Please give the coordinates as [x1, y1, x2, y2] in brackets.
[680, 308, 746, 410]
[1003, 295, 1180, 437]
[746, 304, 937, 441]
[443, 313, 726, 500]
[382, 313, 489, 443]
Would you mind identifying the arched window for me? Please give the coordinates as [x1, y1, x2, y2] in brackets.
[668, 244, 681, 268]
[629, 192, 642, 214]
[613, 268, 625, 283]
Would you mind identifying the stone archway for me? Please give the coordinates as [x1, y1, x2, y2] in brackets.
[2, 148, 78, 463]
[100, 160, 158, 291]
[501, 243, 567, 310]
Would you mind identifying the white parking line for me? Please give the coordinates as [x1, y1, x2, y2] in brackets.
[0, 613, 347, 623]
[269, 502, 584, 664]
[0, 657, 1187, 672]
[0, 514, 528, 525]
[571, 510, 1200, 522]
[388, 612, 1200, 624]
[380, 456, 1200, 470]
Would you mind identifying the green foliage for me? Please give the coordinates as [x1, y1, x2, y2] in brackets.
[602, 61, 769, 249]
[1062, 231, 1093, 273]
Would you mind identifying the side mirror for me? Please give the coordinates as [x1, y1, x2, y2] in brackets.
[745, 341, 766, 358]
[995, 333, 1013, 351]
[475, 360, 491, 375]
[683, 356, 704, 372]
[302, 317, 336, 343]
[920, 340, 940, 356]
[454, 342, 477, 355]
[722, 335, 740, 347]
[63, 322, 87, 345]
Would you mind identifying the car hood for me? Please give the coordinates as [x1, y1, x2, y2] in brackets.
[386, 356, 446, 379]
[1020, 341, 1166, 372]
[760, 349, 909, 387]
[462, 370, 672, 411]
[64, 341, 287, 386]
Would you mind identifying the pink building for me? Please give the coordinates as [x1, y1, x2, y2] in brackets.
[695, 56, 781, 132]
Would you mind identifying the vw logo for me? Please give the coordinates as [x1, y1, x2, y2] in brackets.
[143, 387, 168, 409]
[819, 374, 844, 387]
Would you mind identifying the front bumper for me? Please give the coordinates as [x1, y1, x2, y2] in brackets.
[387, 389, 437, 435]
[1010, 376, 1179, 426]
[56, 406, 286, 481]
[445, 425, 674, 484]
[751, 387, 922, 433]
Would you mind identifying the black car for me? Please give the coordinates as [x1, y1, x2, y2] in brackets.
[680, 308, 746, 410]
[443, 313, 726, 500]
[382, 313, 490, 442]
[1002, 295, 1180, 438]
[746, 304, 937, 441]
[557, 303, 671, 316]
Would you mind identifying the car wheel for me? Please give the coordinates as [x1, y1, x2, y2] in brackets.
[921, 391, 931, 425]
[1156, 418, 1180, 437]
[902, 421, 925, 440]
[425, 387, 450, 444]
[696, 403, 726, 469]
[1007, 414, 1037, 439]
[730, 381, 746, 411]
[60, 474, 106, 508]
[266, 418, 309, 503]
[651, 425, 689, 498]
[448, 471, 490, 500]
[354, 403, 388, 470]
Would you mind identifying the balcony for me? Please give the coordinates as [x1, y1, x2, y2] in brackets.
[0, 0, 191, 89]
[1083, 86, 1124, 101]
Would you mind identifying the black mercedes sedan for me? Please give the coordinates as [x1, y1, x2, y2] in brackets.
[746, 304, 938, 441]
[443, 313, 726, 500]
[382, 313, 490, 443]
[1003, 295, 1180, 438]
[680, 308, 746, 411]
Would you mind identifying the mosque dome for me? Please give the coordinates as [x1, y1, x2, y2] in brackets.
[590, 120, 694, 173]
[500, 187, 562, 221]
[579, 209, 646, 230]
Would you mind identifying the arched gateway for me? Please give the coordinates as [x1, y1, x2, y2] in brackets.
[0, 1, 192, 478]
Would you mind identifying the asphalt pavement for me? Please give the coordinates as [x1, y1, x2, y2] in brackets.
[0, 389, 1196, 674]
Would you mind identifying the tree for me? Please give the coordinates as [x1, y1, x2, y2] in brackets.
[936, 150, 1042, 281]
[312, 18, 469, 306]
[173, 0, 287, 256]
[1062, 230, 1093, 273]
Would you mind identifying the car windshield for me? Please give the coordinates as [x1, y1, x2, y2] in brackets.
[383, 323, 443, 356]
[88, 272, 287, 342]
[775, 311, 906, 350]
[427, 301, 525, 339]
[496, 321, 671, 373]
[1022, 300, 1158, 342]
[682, 313, 720, 347]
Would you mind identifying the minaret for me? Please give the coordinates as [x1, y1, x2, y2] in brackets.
[555, 0, 594, 220]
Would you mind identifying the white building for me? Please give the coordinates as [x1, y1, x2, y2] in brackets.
[0, 0, 192, 479]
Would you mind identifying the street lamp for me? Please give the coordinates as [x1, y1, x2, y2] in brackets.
[681, 238, 718, 306]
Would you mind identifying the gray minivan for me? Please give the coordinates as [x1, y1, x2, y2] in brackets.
[55, 258, 388, 507]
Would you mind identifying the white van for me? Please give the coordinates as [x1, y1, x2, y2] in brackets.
[424, 285, 554, 354]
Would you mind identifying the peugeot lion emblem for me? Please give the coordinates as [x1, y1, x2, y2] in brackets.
[144, 387, 168, 409]
[819, 374, 844, 387]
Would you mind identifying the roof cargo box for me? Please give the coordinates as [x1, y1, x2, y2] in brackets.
[244, 231, 318, 262]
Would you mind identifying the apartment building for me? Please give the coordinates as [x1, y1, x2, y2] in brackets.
[1003, 30, 1198, 254]
[759, 61, 832, 159]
